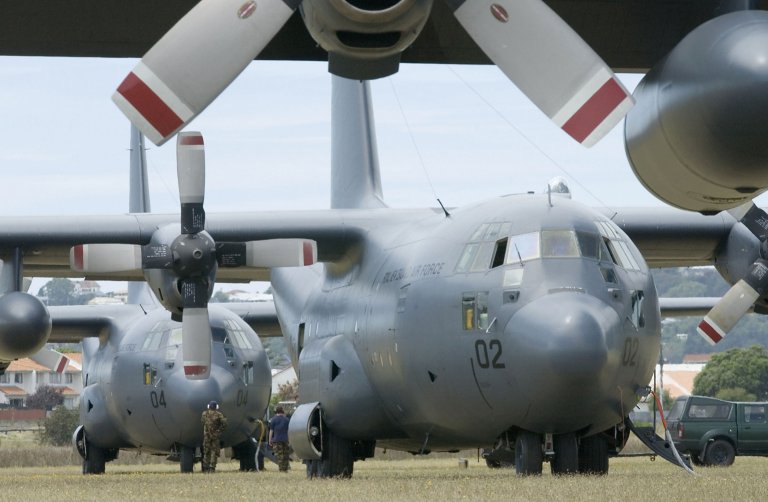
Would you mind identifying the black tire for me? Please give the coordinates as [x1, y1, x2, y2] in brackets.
[485, 458, 501, 468]
[514, 431, 543, 476]
[704, 439, 735, 467]
[690, 453, 705, 466]
[233, 440, 257, 472]
[578, 434, 609, 475]
[551, 433, 578, 475]
[180, 445, 195, 473]
[83, 444, 106, 475]
[315, 431, 354, 478]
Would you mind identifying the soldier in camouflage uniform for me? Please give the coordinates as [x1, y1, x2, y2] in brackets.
[201, 401, 227, 472]
[269, 406, 291, 472]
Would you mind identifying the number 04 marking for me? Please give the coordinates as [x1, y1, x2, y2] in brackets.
[475, 339, 505, 369]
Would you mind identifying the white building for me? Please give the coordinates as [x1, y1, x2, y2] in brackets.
[0, 353, 83, 409]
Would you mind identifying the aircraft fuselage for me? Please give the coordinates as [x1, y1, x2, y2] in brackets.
[79, 306, 271, 456]
[274, 194, 659, 452]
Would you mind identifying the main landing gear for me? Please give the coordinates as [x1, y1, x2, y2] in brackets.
[491, 429, 612, 476]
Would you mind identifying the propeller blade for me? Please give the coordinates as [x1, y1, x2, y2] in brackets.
[217, 239, 317, 268]
[180, 277, 212, 379]
[70, 244, 142, 274]
[181, 307, 212, 380]
[30, 346, 69, 373]
[142, 244, 174, 269]
[448, 0, 632, 146]
[698, 259, 768, 344]
[112, 0, 300, 146]
[177, 132, 206, 234]
[728, 202, 768, 239]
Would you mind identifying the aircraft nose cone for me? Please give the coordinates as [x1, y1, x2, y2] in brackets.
[505, 293, 619, 400]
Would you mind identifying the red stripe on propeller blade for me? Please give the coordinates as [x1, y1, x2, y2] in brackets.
[303, 241, 314, 265]
[180, 134, 204, 146]
[562, 77, 627, 144]
[698, 320, 723, 344]
[117, 72, 183, 139]
[184, 365, 209, 376]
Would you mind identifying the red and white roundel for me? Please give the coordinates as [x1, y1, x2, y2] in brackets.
[237, 1, 257, 19]
[490, 4, 509, 23]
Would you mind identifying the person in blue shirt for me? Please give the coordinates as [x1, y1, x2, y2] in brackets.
[269, 406, 291, 472]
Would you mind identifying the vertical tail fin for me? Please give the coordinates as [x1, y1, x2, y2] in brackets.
[127, 125, 156, 306]
[330, 76, 386, 209]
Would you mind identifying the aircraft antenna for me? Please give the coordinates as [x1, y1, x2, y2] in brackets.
[547, 184, 553, 207]
[437, 198, 450, 217]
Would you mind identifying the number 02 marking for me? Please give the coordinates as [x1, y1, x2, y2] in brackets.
[475, 339, 505, 369]
[622, 338, 639, 366]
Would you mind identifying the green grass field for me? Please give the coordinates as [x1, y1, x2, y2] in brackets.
[0, 452, 765, 501]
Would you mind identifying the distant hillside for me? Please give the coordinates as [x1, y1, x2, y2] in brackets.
[652, 267, 768, 363]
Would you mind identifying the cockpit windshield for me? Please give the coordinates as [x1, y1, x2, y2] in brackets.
[457, 220, 638, 273]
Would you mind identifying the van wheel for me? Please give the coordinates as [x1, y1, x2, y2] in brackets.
[704, 439, 735, 467]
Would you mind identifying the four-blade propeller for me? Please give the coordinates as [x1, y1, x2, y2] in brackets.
[70, 132, 317, 379]
[112, 0, 632, 147]
[697, 203, 768, 344]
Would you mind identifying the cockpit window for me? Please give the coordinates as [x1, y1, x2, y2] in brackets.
[457, 222, 512, 273]
[459, 224, 614, 271]
[595, 220, 641, 271]
[224, 319, 253, 349]
[141, 322, 167, 351]
[506, 232, 540, 263]
[541, 230, 580, 257]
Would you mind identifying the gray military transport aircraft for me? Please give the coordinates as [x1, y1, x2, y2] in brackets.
[3, 0, 768, 478]
[0, 127, 310, 474]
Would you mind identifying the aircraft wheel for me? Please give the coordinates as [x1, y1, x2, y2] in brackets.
[312, 431, 354, 478]
[82, 444, 106, 475]
[233, 440, 257, 472]
[578, 434, 609, 475]
[179, 446, 195, 473]
[551, 433, 578, 475]
[514, 430, 543, 476]
[704, 439, 735, 467]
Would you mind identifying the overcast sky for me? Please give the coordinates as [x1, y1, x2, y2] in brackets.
[0, 56, 665, 218]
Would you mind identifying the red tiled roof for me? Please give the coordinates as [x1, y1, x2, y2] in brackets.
[0, 386, 28, 396]
[6, 359, 48, 372]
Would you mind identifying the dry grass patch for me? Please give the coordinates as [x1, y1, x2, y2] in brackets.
[0, 455, 766, 501]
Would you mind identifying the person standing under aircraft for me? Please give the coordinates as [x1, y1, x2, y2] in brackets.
[201, 401, 227, 472]
[269, 406, 291, 472]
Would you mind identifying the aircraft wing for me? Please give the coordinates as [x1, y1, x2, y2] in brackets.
[603, 207, 736, 268]
[221, 302, 282, 338]
[46, 303, 149, 343]
[0, 0, 738, 72]
[659, 297, 722, 317]
[0, 209, 422, 281]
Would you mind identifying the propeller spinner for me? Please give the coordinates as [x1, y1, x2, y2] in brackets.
[70, 132, 317, 379]
[698, 203, 768, 344]
[113, 0, 632, 147]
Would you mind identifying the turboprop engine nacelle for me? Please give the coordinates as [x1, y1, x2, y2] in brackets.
[301, 0, 433, 79]
[0, 292, 51, 360]
[625, 10, 768, 214]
